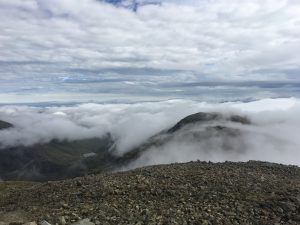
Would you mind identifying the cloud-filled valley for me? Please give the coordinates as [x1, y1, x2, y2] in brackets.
[1, 98, 300, 172]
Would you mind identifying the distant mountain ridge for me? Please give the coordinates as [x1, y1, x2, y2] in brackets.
[168, 112, 250, 133]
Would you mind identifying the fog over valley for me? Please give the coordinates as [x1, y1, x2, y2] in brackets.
[1, 98, 300, 173]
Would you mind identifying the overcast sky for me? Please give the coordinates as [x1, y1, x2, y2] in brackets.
[0, 0, 300, 103]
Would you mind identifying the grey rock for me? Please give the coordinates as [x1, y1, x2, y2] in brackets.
[40, 221, 52, 225]
[58, 216, 66, 225]
[71, 218, 95, 225]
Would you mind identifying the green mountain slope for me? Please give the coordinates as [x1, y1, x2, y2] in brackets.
[0, 135, 117, 181]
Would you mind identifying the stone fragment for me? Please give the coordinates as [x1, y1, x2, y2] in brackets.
[40, 221, 52, 225]
[71, 218, 95, 225]
[58, 216, 66, 225]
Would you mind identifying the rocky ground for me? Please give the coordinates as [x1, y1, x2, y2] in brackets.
[0, 160, 300, 225]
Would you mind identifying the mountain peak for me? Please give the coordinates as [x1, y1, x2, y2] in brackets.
[168, 112, 250, 133]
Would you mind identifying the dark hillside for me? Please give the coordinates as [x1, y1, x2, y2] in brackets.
[0, 120, 13, 130]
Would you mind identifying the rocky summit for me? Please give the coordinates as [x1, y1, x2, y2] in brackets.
[1, 161, 300, 225]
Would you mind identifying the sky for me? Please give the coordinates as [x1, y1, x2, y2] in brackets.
[0, 0, 300, 103]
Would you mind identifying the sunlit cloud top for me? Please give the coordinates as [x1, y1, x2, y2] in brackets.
[0, 0, 300, 102]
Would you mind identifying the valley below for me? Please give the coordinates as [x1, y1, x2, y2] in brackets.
[0, 112, 253, 181]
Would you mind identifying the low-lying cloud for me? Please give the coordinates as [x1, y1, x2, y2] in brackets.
[1, 98, 300, 167]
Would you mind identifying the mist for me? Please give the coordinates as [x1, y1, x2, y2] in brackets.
[1, 97, 300, 168]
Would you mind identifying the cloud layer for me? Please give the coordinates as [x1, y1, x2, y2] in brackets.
[0, 0, 300, 101]
[1, 98, 300, 167]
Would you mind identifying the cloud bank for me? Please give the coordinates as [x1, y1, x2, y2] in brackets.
[1, 98, 300, 167]
[0, 0, 300, 100]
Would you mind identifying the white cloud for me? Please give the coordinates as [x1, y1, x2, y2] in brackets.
[0, 0, 299, 92]
[1, 98, 300, 167]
